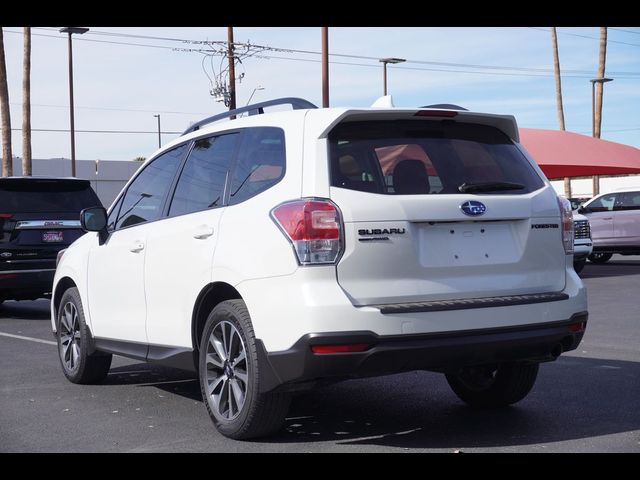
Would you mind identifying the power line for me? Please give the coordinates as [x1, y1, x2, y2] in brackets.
[609, 28, 640, 35]
[11, 128, 182, 134]
[32, 27, 640, 78]
[9, 102, 209, 116]
[529, 27, 640, 48]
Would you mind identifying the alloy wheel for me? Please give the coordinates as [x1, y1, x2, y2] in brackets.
[59, 301, 81, 372]
[204, 320, 249, 420]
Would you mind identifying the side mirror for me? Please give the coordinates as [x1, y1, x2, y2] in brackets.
[577, 206, 588, 214]
[80, 206, 108, 245]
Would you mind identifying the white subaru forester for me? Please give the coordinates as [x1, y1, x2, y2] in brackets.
[52, 98, 588, 439]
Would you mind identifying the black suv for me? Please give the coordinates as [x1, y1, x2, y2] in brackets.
[0, 177, 102, 304]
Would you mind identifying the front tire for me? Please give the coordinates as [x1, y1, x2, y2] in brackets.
[446, 363, 539, 408]
[588, 252, 612, 264]
[57, 287, 112, 384]
[199, 299, 290, 440]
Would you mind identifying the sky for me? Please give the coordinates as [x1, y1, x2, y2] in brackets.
[1, 26, 639, 163]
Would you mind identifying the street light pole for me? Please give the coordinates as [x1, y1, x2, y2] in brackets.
[153, 114, 161, 148]
[379, 58, 406, 96]
[321, 27, 329, 108]
[589, 77, 613, 196]
[60, 27, 89, 177]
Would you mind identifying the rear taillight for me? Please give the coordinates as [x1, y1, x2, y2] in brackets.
[557, 196, 574, 254]
[0, 213, 13, 219]
[271, 199, 343, 265]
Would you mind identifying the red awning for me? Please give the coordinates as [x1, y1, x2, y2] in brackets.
[519, 128, 640, 179]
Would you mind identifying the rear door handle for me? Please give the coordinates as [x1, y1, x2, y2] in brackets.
[193, 225, 214, 240]
[130, 241, 145, 253]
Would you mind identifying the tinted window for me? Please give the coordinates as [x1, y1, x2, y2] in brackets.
[587, 193, 618, 212]
[329, 121, 544, 195]
[169, 134, 239, 217]
[106, 195, 124, 231]
[116, 145, 186, 229]
[618, 191, 640, 211]
[228, 128, 285, 205]
[0, 179, 101, 212]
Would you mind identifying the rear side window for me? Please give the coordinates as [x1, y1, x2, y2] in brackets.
[0, 179, 101, 212]
[228, 127, 285, 205]
[169, 134, 239, 216]
[116, 145, 186, 229]
[617, 191, 640, 211]
[329, 121, 544, 195]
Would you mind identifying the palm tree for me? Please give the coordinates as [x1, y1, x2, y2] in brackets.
[551, 27, 571, 197]
[0, 28, 12, 177]
[22, 27, 31, 176]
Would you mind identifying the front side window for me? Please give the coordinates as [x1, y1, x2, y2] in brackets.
[169, 134, 239, 217]
[587, 194, 618, 212]
[228, 127, 286, 205]
[329, 121, 544, 195]
[106, 195, 124, 231]
[116, 145, 186, 229]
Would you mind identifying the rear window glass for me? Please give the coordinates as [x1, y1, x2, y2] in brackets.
[329, 120, 544, 195]
[0, 180, 102, 212]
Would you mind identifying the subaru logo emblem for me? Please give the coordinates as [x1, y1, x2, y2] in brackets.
[460, 200, 487, 216]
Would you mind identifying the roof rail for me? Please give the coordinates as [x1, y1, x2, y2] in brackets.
[182, 97, 318, 135]
[420, 103, 468, 111]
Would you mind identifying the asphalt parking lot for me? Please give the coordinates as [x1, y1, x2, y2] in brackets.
[1, 256, 639, 453]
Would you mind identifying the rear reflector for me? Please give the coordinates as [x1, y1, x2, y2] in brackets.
[568, 322, 586, 333]
[311, 343, 370, 354]
[414, 110, 458, 118]
[0, 213, 13, 219]
[0, 273, 19, 279]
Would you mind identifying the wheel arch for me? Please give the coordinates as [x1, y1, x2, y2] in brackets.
[192, 282, 242, 353]
[53, 276, 78, 326]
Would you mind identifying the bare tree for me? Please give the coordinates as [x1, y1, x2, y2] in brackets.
[0, 28, 12, 177]
[594, 27, 608, 139]
[551, 27, 571, 197]
[22, 27, 31, 176]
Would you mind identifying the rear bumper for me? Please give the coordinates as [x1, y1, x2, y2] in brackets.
[0, 268, 55, 300]
[256, 312, 588, 392]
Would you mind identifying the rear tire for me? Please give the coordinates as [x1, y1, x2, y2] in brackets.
[588, 252, 612, 264]
[57, 287, 112, 384]
[446, 363, 539, 408]
[573, 258, 586, 273]
[199, 299, 290, 440]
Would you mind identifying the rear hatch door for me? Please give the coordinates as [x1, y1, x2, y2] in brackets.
[327, 116, 565, 306]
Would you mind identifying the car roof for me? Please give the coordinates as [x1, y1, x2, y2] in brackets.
[0, 176, 89, 183]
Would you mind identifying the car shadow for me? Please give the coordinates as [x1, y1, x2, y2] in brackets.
[103, 355, 640, 449]
[0, 299, 51, 319]
[267, 355, 640, 449]
[581, 260, 640, 278]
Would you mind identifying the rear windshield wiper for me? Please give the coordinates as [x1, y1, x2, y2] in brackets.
[458, 182, 525, 193]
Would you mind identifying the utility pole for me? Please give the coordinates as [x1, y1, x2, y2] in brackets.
[321, 27, 329, 108]
[592, 27, 609, 197]
[60, 27, 89, 177]
[153, 114, 161, 148]
[227, 27, 237, 116]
